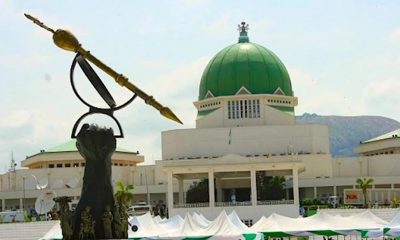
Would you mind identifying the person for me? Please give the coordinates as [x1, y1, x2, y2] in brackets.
[230, 189, 236, 204]
[374, 201, 379, 208]
[299, 206, 306, 217]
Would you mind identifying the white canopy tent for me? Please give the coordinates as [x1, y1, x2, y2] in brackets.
[40, 210, 395, 240]
[250, 211, 388, 238]
[137, 210, 263, 240]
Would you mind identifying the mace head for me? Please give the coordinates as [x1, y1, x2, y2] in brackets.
[53, 29, 80, 52]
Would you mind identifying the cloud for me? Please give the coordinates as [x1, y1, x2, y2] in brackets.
[176, 0, 209, 7]
[289, 67, 368, 116]
[0, 52, 50, 70]
[389, 27, 400, 42]
[139, 55, 210, 124]
[0, 110, 32, 129]
[202, 13, 233, 36]
[362, 77, 400, 118]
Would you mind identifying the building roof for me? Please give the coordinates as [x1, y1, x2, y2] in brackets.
[45, 139, 137, 154]
[362, 129, 400, 144]
[198, 27, 293, 101]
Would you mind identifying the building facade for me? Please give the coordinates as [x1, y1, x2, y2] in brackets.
[1, 23, 400, 223]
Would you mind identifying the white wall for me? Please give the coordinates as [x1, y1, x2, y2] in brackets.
[298, 154, 333, 178]
[162, 124, 330, 160]
[354, 138, 400, 155]
[333, 154, 400, 177]
[196, 97, 295, 129]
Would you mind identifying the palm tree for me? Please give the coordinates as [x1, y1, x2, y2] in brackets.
[356, 177, 374, 208]
[114, 180, 134, 239]
[115, 180, 134, 207]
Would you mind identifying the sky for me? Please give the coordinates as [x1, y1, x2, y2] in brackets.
[1, 0, 400, 172]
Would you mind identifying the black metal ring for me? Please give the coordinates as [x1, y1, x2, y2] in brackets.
[69, 53, 138, 138]
[70, 53, 136, 111]
[71, 111, 125, 138]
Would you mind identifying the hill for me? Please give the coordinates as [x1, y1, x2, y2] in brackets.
[296, 113, 400, 156]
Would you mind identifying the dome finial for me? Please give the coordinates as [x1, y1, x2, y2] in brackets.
[237, 21, 249, 43]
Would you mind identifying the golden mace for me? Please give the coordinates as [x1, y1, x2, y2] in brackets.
[24, 13, 182, 124]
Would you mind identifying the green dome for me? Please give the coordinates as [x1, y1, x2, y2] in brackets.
[198, 38, 293, 100]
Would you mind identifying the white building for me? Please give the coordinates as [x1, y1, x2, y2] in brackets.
[1, 23, 400, 223]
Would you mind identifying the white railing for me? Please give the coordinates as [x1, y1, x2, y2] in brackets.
[257, 199, 294, 205]
[215, 201, 252, 207]
[174, 200, 294, 208]
[174, 202, 210, 208]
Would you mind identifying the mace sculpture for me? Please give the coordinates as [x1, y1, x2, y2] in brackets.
[25, 14, 182, 239]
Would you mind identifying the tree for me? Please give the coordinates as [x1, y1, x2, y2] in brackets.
[356, 177, 374, 208]
[264, 176, 286, 200]
[114, 180, 134, 239]
[115, 180, 134, 207]
[257, 174, 286, 200]
[186, 179, 209, 203]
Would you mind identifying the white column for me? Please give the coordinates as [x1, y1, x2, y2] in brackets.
[1, 199, 5, 211]
[369, 189, 372, 202]
[250, 169, 257, 206]
[178, 177, 184, 205]
[208, 170, 215, 207]
[215, 178, 223, 202]
[19, 198, 23, 210]
[292, 166, 299, 205]
[313, 187, 318, 199]
[333, 186, 337, 196]
[167, 171, 174, 210]
[130, 167, 135, 185]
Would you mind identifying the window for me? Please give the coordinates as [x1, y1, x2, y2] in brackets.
[49, 164, 54, 168]
[228, 101, 231, 119]
[228, 99, 260, 119]
[56, 164, 62, 168]
[242, 219, 253, 227]
[256, 99, 260, 117]
[73, 163, 79, 167]
[244, 100, 248, 118]
[81, 163, 85, 167]
[65, 163, 71, 168]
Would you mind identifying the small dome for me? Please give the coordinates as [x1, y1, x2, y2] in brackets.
[198, 24, 293, 101]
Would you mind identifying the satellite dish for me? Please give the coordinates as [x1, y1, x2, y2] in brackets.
[36, 178, 48, 190]
[35, 191, 57, 214]
[52, 179, 64, 189]
[131, 225, 138, 232]
[30, 174, 48, 190]
[65, 177, 79, 188]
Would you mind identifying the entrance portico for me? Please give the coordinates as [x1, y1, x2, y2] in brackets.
[161, 154, 304, 221]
